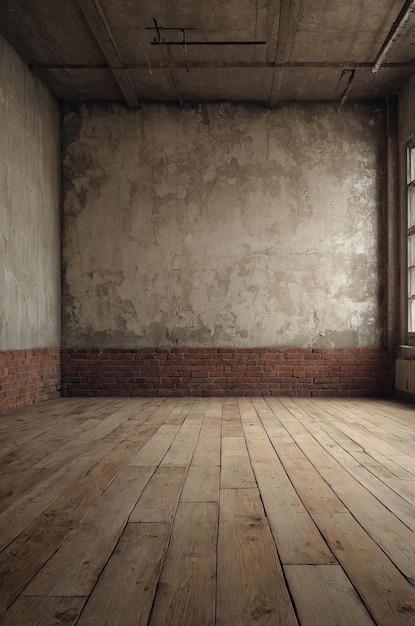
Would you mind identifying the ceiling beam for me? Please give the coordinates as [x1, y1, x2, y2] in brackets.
[32, 61, 415, 71]
[76, 0, 140, 108]
[269, 0, 303, 108]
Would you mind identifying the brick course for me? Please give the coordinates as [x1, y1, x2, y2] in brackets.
[0, 348, 61, 414]
[61, 347, 394, 398]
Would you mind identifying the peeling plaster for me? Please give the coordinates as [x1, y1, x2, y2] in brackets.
[62, 102, 386, 349]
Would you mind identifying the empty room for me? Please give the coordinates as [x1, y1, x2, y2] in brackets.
[1, 1, 415, 624]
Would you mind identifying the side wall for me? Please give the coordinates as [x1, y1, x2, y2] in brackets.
[62, 102, 393, 397]
[0, 35, 61, 413]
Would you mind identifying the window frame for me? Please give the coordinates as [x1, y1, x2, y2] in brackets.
[406, 133, 415, 343]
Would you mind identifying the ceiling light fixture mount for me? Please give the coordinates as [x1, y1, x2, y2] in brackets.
[146, 18, 266, 49]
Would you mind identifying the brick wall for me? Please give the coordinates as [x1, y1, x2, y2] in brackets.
[0, 348, 61, 414]
[61, 347, 394, 398]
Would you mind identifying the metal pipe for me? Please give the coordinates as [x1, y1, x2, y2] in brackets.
[372, 0, 415, 73]
[146, 18, 265, 47]
[150, 40, 266, 45]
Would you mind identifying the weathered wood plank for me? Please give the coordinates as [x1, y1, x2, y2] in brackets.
[128, 425, 180, 466]
[129, 465, 187, 522]
[240, 401, 335, 565]
[160, 423, 202, 467]
[76, 523, 170, 626]
[24, 466, 155, 597]
[148, 502, 217, 626]
[312, 512, 415, 626]
[181, 464, 220, 503]
[217, 487, 298, 626]
[190, 418, 221, 467]
[220, 436, 256, 489]
[0, 521, 70, 616]
[284, 564, 376, 626]
[276, 400, 415, 580]
[0, 596, 86, 626]
[273, 442, 348, 515]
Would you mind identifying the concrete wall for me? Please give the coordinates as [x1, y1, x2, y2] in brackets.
[62, 102, 387, 350]
[0, 34, 61, 351]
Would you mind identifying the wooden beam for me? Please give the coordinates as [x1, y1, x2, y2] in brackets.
[77, 0, 140, 108]
[269, 0, 303, 108]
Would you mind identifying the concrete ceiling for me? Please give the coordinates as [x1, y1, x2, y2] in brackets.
[1, 0, 414, 107]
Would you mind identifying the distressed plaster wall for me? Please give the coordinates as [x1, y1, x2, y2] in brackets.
[62, 102, 386, 350]
[0, 34, 61, 351]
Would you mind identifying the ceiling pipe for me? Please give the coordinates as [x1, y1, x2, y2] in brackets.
[372, 0, 415, 73]
[146, 18, 266, 47]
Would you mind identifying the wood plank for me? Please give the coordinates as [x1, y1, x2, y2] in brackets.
[0, 398, 127, 470]
[129, 466, 187, 522]
[23, 465, 155, 597]
[296, 398, 415, 478]
[41, 424, 158, 527]
[250, 460, 336, 565]
[0, 596, 86, 626]
[190, 418, 221, 467]
[252, 397, 295, 442]
[128, 425, 180, 466]
[278, 399, 415, 580]
[0, 521, 70, 616]
[220, 437, 256, 489]
[0, 434, 118, 550]
[180, 465, 220, 503]
[284, 565, 376, 626]
[219, 487, 268, 524]
[76, 523, 170, 626]
[222, 397, 244, 437]
[204, 397, 224, 420]
[312, 512, 415, 626]
[289, 424, 415, 530]
[217, 488, 298, 626]
[163, 398, 195, 425]
[274, 442, 347, 514]
[34, 398, 158, 466]
[222, 419, 244, 437]
[323, 398, 415, 447]
[148, 503, 217, 626]
[0, 403, 167, 549]
[160, 423, 202, 467]
[239, 401, 336, 565]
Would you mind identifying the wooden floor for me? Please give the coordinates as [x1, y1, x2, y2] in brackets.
[1, 397, 415, 625]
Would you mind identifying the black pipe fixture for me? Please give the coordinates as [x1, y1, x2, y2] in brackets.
[146, 18, 266, 48]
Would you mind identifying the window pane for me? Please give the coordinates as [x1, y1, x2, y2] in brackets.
[408, 147, 415, 184]
[408, 233, 415, 267]
[409, 299, 415, 333]
[409, 185, 415, 229]
[408, 267, 415, 298]
[409, 267, 415, 298]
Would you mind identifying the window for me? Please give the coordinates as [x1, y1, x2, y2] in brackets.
[407, 141, 415, 333]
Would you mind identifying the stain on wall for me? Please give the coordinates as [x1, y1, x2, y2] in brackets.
[0, 34, 61, 350]
[62, 102, 386, 349]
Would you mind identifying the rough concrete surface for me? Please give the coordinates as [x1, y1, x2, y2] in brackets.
[0, 34, 61, 351]
[62, 101, 386, 349]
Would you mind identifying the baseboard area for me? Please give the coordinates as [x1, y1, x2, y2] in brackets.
[0, 348, 61, 414]
[61, 347, 394, 398]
